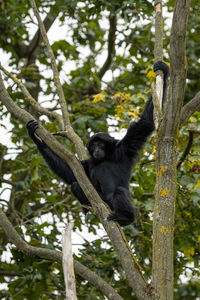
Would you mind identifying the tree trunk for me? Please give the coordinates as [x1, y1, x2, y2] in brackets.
[152, 1, 191, 299]
[153, 135, 177, 299]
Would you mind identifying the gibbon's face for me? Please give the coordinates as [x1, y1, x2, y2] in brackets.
[90, 141, 106, 161]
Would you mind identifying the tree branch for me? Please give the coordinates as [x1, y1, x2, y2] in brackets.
[177, 131, 193, 168]
[0, 208, 123, 300]
[97, 14, 117, 80]
[180, 91, 200, 126]
[154, 1, 163, 61]
[0, 178, 17, 187]
[0, 270, 22, 276]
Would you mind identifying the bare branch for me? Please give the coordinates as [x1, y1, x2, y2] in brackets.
[154, 1, 163, 61]
[180, 91, 200, 127]
[29, 0, 69, 129]
[97, 14, 117, 80]
[62, 223, 77, 300]
[27, 5, 58, 63]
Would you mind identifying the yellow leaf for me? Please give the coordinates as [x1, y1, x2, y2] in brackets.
[136, 92, 142, 98]
[185, 211, 190, 216]
[92, 94, 102, 104]
[183, 247, 195, 257]
[124, 93, 131, 101]
[113, 92, 121, 99]
[127, 111, 138, 119]
[194, 180, 200, 189]
[189, 116, 197, 122]
[147, 70, 156, 80]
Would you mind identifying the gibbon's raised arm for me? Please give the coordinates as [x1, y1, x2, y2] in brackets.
[120, 61, 169, 158]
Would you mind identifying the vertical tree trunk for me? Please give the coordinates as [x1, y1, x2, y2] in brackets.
[153, 135, 177, 300]
[152, 1, 191, 299]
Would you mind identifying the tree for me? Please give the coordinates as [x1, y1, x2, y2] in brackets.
[0, 0, 200, 299]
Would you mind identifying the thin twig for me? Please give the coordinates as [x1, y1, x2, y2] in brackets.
[0, 63, 63, 128]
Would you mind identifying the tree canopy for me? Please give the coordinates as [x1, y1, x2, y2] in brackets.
[0, 1, 200, 299]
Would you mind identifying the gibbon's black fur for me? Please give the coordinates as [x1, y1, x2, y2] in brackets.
[27, 61, 169, 226]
